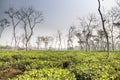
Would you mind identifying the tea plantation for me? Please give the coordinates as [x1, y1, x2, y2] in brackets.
[0, 51, 120, 80]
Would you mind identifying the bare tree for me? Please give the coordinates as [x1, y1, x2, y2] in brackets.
[76, 14, 98, 51]
[113, 23, 120, 50]
[110, 1, 120, 50]
[19, 7, 43, 51]
[16, 36, 22, 49]
[85, 14, 98, 51]
[67, 26, 75, 50]
[97, 29, 106, 50]
[98, 0, 110, 58]
[105, 12, 116, 51]
[21, 34, 26, 48]
[57, 30, 62, 50]
[75, 31, 85, 50]
[92, 35, 99, 50]
[36, 36, 41, 50]
[40, 36, 53, 50]
[0, 18, 9, 38]
[75, 18, 86, 51]
[5, 8, 22, 50]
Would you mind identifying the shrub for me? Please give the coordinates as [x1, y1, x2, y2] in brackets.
[11, 68, 76, 80]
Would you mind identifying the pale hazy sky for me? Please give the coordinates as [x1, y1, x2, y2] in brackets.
[0, 0, 116, 46]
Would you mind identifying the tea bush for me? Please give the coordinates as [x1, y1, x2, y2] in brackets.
[11, 68, 76, 80]
[0, 50, 120, 80]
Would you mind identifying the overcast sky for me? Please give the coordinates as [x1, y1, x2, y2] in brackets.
[0, 0, 116, 46]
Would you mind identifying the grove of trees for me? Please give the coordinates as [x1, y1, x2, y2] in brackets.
[0, 0, 120, 54]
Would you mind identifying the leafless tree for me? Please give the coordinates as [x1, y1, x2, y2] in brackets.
[0, 18, 10, 38]
[113, 22, 120, 50]
[40, 36, 53, 50]
[75, 31, 85, 50]
[85, 14, 98, 51]
[97, 29, 106, 50]
[98, 0, 110, 58]
[105, 12, 117, 51]
[16, 36, 22, 49]
[5, 8, 22, 50]
[76, 14, 98, 52]
[57, 30, 62, 50]
[75, 18, 86, 51]
[91, 35, 99, 50]
[19, 7, 43, 51]
[36, 36, 41, 50]
[67, 26, 75, 50]
[110, 1, 120, 50]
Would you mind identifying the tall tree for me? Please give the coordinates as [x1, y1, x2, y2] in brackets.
[75, 31, 85, 50]
[36, 36, 42, 50]
[98, 0, 110, 58]
[111, 0, 120, 50]
[57, 30, 62, 50]
[5, 8, 22, 50]
[40, 36, 53, 50]
[106, 12, 116, 51]
[67, 26, 75, 50]
[97, 29, 106, 50]
[113, 23, 120, 50]
[76, 14, 98, 51]
[85, 14, 97, 51]
[0, 18, 9, 37]
[19, 7, 43, 51]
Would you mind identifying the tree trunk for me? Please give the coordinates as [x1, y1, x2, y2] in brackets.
[111, 34, 114, 51]
[98, 0, 110, 58]
[13, 27, 17, 50]
[25, 41, 28, 51]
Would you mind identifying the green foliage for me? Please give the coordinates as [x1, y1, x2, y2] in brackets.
[11, 68, 76, 80]
[0, 51, 120, 80]
[0, 62, 4, 68]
